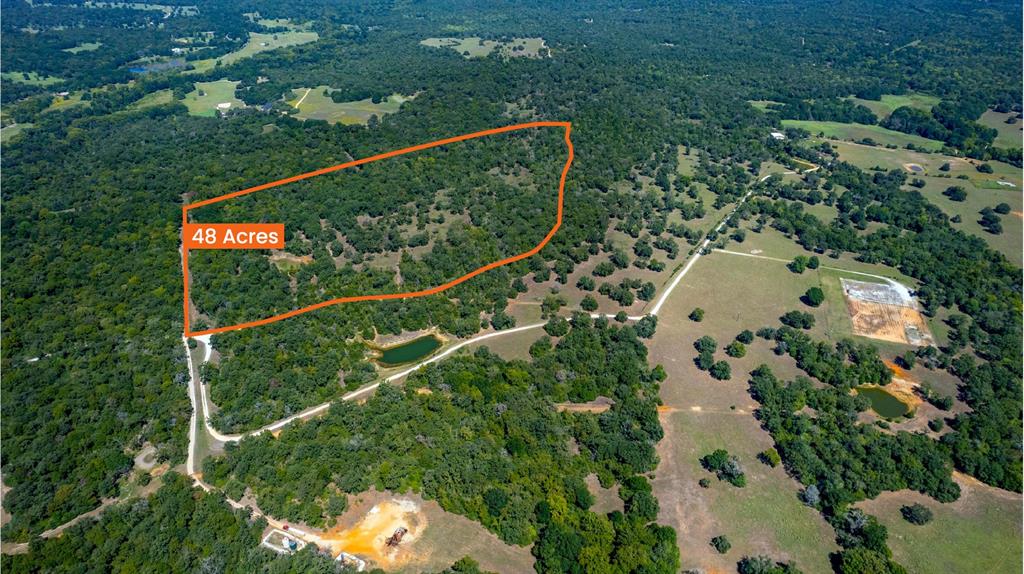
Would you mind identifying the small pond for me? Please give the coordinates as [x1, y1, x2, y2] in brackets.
[857, 386, 911, 418]
[373, 335, 442, 366]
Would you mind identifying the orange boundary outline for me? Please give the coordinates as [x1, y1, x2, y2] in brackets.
[183, 121, 573, 337]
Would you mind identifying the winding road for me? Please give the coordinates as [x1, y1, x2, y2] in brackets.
[184, 167, 774, 454]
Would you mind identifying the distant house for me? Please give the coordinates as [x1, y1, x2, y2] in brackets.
[770, 131, 786, 140]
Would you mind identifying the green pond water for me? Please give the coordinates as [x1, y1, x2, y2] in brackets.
[374, 335, 442, 366]
[857, 386, 911, 418]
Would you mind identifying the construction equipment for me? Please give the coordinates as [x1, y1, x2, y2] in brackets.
[385, 527, 408, 547]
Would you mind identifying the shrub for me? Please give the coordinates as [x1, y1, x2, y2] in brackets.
[942, 186, 967, 201]
[711, 535, 731, 554]
[900, 503, 934, 525]
[725, 342, 746, 358]
[803, 287, 825, 307]
[710, 360, 732, 380]
[759, 448, 781, 467]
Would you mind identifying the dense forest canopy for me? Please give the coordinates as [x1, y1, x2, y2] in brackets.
[1, 0, 1020, 572]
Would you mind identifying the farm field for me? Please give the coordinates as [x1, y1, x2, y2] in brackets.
[847, 92, 940, 119]
[979, 109, 1023, 149]
[420, 37, 548, 58]
[183, 79, 244, 117]
[648, 253, 839, 573]
[187, 31, 319, 73]
[858, 475, 1022, 574]
[1, 71, 63, 86]
[286, 87, 413, 124]
[783, 120, 944, 150]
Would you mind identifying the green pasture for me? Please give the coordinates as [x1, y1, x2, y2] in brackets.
[783, 120, 944, 151]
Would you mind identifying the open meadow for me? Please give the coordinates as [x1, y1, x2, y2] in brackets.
[187, 31, 318, 74]
[979, 109, 1023, 150]
[847, 93, 940, 120]
[858, 474, 1022, 574]
[286, 87, 412, 125]
[783, 120, 944, 151]
[648, 253, 840, 573]
[62, 42, 103, 54]
[420, 37, 548, 59]
[817, 141, 1022, 265]
[183, 79, 244, 117]
[1, 71, 63, 86]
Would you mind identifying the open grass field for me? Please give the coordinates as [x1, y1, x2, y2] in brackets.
[847, 93, 940, 120]
[128, 89, 174, 110]
[823, 140, 1022, 189]
[907, 174, 1022, 266]
[807, 142, 1022, 264]
[979, 109, 1023, 150]
[783, 120, 945, 151]
[187, 31, 318, 73]
[858, 474, 1022, 574]
[0, 123, 32, 143]
[62, 42, 103, 54]
[721, 229, 954, 350]
[420, 37, 548, 59]
[286, 87, 412, 125]
[1, 71, 64, 86]
[44, 91, 89, 113]
[183, 79, 244, 117]
[748, 99, 782, 111]
[257, 18, 311, 31]
[647, 253, 840, 573]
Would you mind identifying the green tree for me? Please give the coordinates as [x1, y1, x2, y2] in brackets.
[711, 534, 731, 554]
[725, 342, 746, 358]
[899, 503, 933, 525]
[544, 316, 570, 337]
[694, 335, 718, 354]
[710, 360, 732, 380]
[803, 287, 825, 307]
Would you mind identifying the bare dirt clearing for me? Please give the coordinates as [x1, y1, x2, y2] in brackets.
[842, 279, 933, 346]
[320, 490, 534, 574]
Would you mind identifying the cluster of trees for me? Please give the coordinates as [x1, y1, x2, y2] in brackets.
[700, 449, 746, 487]
[692, 335, 732, 380]
[768, 97, 878, 124]
[201, 317, 677, 572]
